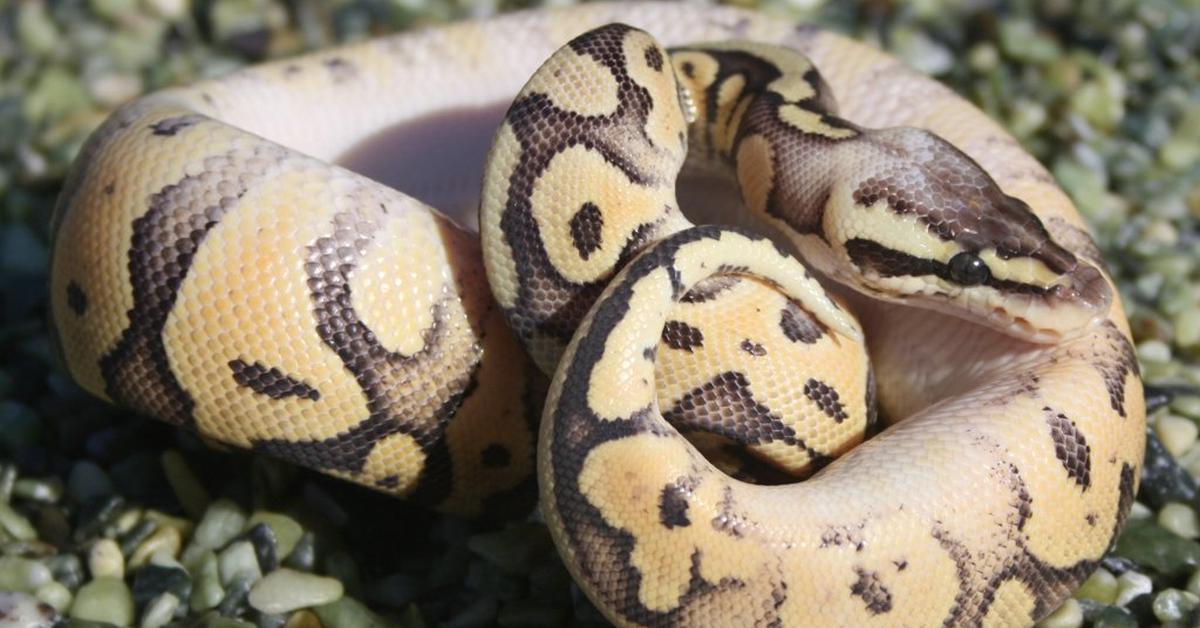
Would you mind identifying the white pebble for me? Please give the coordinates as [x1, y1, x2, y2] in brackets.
[129, 525, 182, 569]
[0, 557, 53, 592]
[88, 538, 124, 579]
[1158, 415, 1200, 457]
[193, 498, 247, 550]
[218, 540, 261, 586]
[1160, 502, 1200, 538]
[0, 590, 58, 627]
[139, 593, 180, 628]
[1036, 597, 1082, 628]
[1129, 501, 1154, 520]
[69, 576, 134, 626]
[33, 581, 71, 612]
[0, 502, 37, 540]
[1140, 339, 1173, 364]
[1115, 570, 1154, 607]
[248, 568, 344, 614]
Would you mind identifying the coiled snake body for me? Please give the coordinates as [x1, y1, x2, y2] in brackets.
[49, 3, 1145, 626]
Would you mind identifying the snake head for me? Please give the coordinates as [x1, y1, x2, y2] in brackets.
[815, 127, 1112, 342]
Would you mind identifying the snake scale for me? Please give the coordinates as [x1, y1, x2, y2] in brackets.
[48, 3, 1146, 626]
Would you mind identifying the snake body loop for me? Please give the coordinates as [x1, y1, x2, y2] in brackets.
[49, 4, 1144, 626]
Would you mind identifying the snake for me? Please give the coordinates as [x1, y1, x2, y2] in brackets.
[47, 3, 1146, 626]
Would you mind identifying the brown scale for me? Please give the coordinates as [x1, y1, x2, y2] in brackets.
[99, 140, 289, 430]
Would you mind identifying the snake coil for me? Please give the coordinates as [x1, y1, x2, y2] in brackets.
[49, 4, 1144, 626]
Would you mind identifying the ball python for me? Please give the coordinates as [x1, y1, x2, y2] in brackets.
[47, 3, 1146, 626]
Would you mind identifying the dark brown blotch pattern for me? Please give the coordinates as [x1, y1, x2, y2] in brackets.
[804, 378, 848, 422]
[1090, 321, 1139, 418]
[66, 280, 88, 316]
[680, 275, 741, 303]
[664, 371, 829, 471]
[659, 478, 694, 529]
[1044, 407, 1090, 489]
[229, 358, 320, 401]
[496, 23, 681, 355]
[780, 301, 824, 343]
[150, 114, 203, 136]
[851, 567, 893, 615]
[662, 320, 704, 352]
[740, 339, 767, 356]
[100, 143, 286, 429]
[569, 201, 604, 259]
[253, 203, 478, 507]
[644, 45, 664, 71]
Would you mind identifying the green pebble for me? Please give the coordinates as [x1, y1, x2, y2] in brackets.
[1171, 395, 1200, 419]
[1160, 139, 1200, 171]
[313, 596, 393, 628]
[129, 522, 183, 569]
[12, 478, 62, 503]
[185, 611, 257, 627]
[89, 0, 139, 19]
[194, 498, 247, 550]
[35, 581, 72, 612]
[0, 556, 53, 592]
[218, 540, 261, 586]
[1070, 79, 1125, 131]
[1186, 569, 1200, 597]
[162, 450, 211, 520]
[1115, 520, 1200, 577]
[1139, 340, 1172, 364]
[998, 18, 1061, 64]
[966, 43, 998, 72]
[1037, 597, 1083, 628]
[70, 576, 135, 626]
[1159, 502, 1200, 538]
[23, 67, 90, 125]
[0, 465, 16, 503]
[143, 0, 191, 20]
[15, 2, 60, 57]
[246, 511, 303, 560]
[190, 551, 224, 613]
[1152, 588, 1199, 622]
[1091, 605, 1138, 628]
[1009, 99, 1048, 138]
[111, 507, 145, 539]
[248, 568, 344, 614]
[1114, 570, 1153, 607]
[140, 592, 181, 628]
[1156, 415, 1198, 457]
[1175, 309, 1200, 349]
[0, 502, 37, 540]
[1075, 567, 1119, 604]
[89, 538, 125, 579]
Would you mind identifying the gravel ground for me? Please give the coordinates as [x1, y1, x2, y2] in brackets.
[1, 1, 1198, 626]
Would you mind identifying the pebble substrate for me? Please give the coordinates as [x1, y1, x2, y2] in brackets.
[1, 1, 1198, 627]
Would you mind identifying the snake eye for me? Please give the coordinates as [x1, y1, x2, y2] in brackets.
[948, 252, 991, 285]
